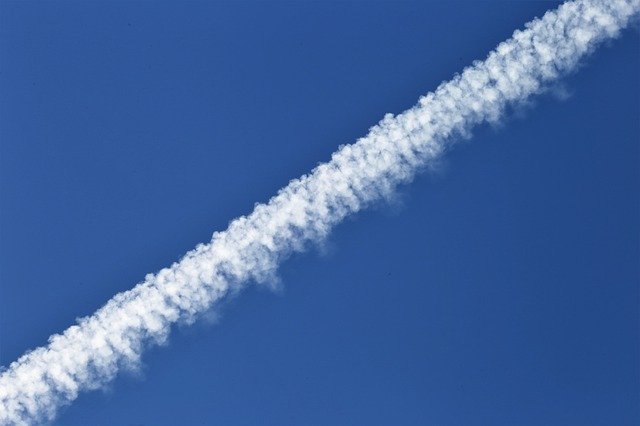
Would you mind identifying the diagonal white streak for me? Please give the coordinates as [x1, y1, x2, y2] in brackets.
[1, 0, 638, 424]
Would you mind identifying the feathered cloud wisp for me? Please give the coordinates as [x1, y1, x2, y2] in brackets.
[1, 0, 638, 424]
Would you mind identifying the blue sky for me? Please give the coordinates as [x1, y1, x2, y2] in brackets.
[1, 1, 638, 425]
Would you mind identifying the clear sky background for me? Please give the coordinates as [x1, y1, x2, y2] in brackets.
[1, 1, 638, 425]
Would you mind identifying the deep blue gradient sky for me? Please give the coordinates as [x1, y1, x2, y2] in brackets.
[1, 1, 638, 425]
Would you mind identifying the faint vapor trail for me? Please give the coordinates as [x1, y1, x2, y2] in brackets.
[1, 0, 638, 424]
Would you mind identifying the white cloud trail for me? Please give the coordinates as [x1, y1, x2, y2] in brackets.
[1, 0, 638, 424]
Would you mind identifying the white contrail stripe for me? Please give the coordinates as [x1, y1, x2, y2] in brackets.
[1, 0, 638, 424]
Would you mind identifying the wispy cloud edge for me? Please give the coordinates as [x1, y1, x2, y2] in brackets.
[1, 0, 638, 424]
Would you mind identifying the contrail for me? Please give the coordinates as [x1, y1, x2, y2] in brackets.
[1, 0, 638, 424]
